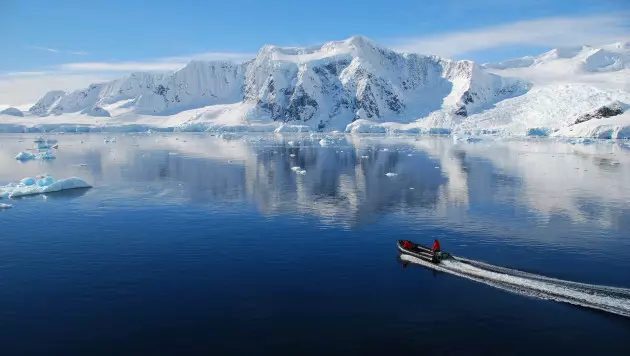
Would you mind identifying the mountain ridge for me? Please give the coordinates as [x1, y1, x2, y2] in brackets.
[26, 36, 528, 131]
[2, 36, 628, 138]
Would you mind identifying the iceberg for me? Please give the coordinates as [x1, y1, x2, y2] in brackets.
[15, 151, 56, 161]
[15, 152, 35, 160]
[291, 166, 306, 175]
[319, 138, 333, 146]
[0, 175, 92, 199]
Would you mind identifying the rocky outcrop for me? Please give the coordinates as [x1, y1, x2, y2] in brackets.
[574, 101, 625, 125]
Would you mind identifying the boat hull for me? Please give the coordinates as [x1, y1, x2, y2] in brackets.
[398, 240, 451, 264]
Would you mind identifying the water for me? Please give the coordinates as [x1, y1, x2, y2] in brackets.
[1, 133, 629, 355]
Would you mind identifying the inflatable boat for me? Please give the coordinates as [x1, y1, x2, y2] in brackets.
[397, 240, 450, 264]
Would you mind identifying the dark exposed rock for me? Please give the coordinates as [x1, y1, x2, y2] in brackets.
[574, 102, 624, 125]
[461, 91, 474, 104]
[454, 106, 468, 117]
[154, 84, 169, 97]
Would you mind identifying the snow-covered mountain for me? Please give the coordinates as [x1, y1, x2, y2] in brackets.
[457, 41, 630, 138]
[24, 36, 527, 130]
[0, 107, 23, 117]
[482, 42, 630, 73]
[2, 37, 629, 137]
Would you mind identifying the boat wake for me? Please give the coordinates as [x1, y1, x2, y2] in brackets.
[400, 254, 630, 318]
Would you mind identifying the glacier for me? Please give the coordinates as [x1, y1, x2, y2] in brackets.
[1, 37, 628, 138]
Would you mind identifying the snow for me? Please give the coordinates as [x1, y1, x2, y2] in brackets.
[0, 175, 92, 199]
[2, 38, 629, 138]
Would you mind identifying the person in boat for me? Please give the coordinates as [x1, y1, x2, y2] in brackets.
[432, 239, 441, 253]
[402, 240, 414, 249]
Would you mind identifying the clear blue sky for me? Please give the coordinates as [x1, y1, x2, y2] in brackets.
[2, 0, 628, 71]
[1, 0, 629, 106]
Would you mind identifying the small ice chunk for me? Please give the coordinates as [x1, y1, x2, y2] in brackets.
[361, 155, 369, 159]
[382, 148, 389, 152]
[291, 166, 306, 175]
[21, 177, 36, 186]
[385, 172, 398, 177]
[219, 133, 240, 141]
[168, 152, 178, 156]
[407, 154, 413, 157]
[319, 139, 332, 146]
[15, 152, 35, 161]
[37, 176, 55, 187]
[287, 141, 295, 146]
[290, 154, 296, 157]
[0, 203, 12, 209]
[73, 164, 88, 167]
[38, 151, 56, 160]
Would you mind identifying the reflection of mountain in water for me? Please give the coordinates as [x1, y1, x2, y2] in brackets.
[10, 134, 626, 230]
[94, 136, 450, 226]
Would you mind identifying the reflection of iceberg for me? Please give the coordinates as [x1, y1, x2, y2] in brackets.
[1, 175, 92, 198]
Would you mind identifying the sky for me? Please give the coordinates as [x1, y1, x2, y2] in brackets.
[1, 0, 629, 107]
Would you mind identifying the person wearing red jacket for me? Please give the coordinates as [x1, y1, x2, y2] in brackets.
[432, 239, 441, 253]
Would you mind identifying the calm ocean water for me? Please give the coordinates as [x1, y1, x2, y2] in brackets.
[1, 133, 629, 355]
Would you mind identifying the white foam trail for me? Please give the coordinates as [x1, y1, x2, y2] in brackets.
[400, 254, 630, 318]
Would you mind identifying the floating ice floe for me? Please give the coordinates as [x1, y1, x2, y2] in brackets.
[274, 124, 310, 133]
[15, 151, 56, 161]
[0, 175, 92, 199]
[219, 132, 240, 141]
[385, 172, 398, 177]
[291, 166, 306, 175]
[453, 135, 482, 143]
[319, 138, 332, 146]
